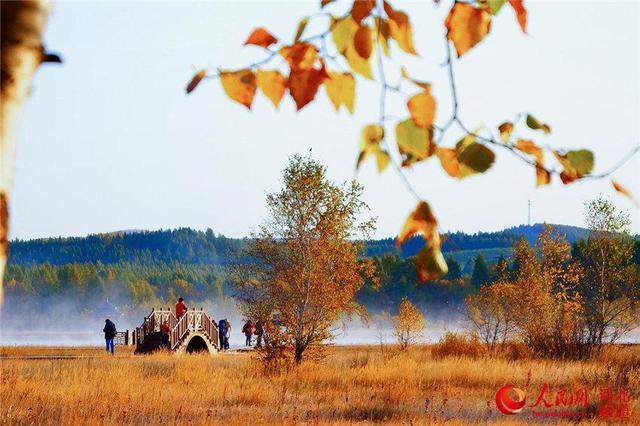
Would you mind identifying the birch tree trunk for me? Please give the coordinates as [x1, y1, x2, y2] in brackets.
[1, 0, 52, 303]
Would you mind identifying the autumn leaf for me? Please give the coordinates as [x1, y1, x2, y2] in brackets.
[396, 119, 434, 162]
[356, 124, 389, 173]
[536, 165, 551, 187]
[294, 18, 309, 42]
[220, 69, 257, 109]
[456, 138, 495, 173]
[485, 0, 507, 14]
[321, 0, 336, 7]
[324, 72, 355, 113]
[186, 69, 206, 94]
[375, 18, 391, 56]
[400, 67, 430, 90]
[553, 149, 594, 184]
[244, 28, 278, 48]
[397, 201, 447, 282]
[256, 70, 287, 108]
[436, 147, 463, 178]
[383, 1, 417, 55]
[612, 180, 638, 207]
[498, 122, 513, 142]
[515, 139, 543, 164]
[351, 0, 375, 24]
[415, 242, 448, 282]
[407, 88, 436, 129]
[445, 2, 492, 57]
[280, 43, 318, 70]
[508, 0, 527, 33]
[526, 114, 551, 134]
[288, 68, 325, 111]
[332, 16, 373, 79]
[354, 25, 373, 59]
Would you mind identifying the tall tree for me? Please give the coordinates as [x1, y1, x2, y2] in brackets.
[1, 0, 58, 301]
[234, 155, 376, 364]
[470, 254, 490, 288]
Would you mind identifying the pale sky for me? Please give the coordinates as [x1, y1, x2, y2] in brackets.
[10, 0, 640, 240]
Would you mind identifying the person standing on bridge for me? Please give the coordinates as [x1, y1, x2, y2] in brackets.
[176, 297, 187, 319]
[103, 319, 116, 355]
[242, 320, 254, 347]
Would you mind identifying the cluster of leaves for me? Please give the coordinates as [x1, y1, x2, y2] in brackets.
[187, 0, 638, 284]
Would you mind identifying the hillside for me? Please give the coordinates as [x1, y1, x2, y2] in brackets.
[8, 223, 589, 267]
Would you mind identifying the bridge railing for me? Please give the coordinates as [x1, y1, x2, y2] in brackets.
[170, 308, 219, 350]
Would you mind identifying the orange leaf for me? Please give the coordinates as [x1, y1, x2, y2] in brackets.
[400, 67, 430, 90]
[321, 0, 336, 7]
[535, 165, 551, 187]
[436, 147, 461, 178]
[445, 2, 492, 57]
[280, 43, 318, 71]
[397, 201, 438, 247]
[508, 0, 527, 33]
[244, 28, 278, 48]
[407, 89, 436, 129]
[415, 242, 448, 282]
[288, 68, 325, 111]
[220, 69, 256, 109]
[256, 70, 287, 108]
[351, 0, 376, 24]
[354, 25, 373, 59]
[515, 139, 543, 164]
[612, 180, 638, 207]
[186, 69, 206, 94]
[498, 122, 513, 142]
[383, 1, 417, 55]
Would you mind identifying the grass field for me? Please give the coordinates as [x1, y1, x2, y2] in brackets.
[1, 345, 638, 425]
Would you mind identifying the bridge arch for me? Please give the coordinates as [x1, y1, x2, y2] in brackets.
[176, 331, 217, 355]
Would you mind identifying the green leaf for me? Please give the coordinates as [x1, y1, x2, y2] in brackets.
[566, 150, 594, 175]
[457, 140, 495, 173]
[395, 119, 433, 161]
[526, 114, 551, 134]
[487, 0, 507, 14]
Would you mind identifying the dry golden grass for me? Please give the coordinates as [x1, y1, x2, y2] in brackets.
[1, 344, 638, 425]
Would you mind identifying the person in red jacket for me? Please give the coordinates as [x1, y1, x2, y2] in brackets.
[175, 297, 187, 319]
[242, 319, 255, 347]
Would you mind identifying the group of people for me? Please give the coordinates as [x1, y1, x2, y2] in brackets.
[101, 298, 266, 353]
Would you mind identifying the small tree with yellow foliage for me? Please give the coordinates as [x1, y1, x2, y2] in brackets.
[393, 298, 425, 350]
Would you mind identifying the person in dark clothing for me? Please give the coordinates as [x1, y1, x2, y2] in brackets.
[217, 319, 226, 351]
[103, 319, 117, 355]
[242, 320, 254, 347]
[254, 320, 264, 348]
[160, 321, 171, 349]
[223, 319, 231, 350]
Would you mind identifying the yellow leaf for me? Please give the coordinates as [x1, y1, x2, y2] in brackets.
[497, 122, 513, 142]
[397, 201, 448, 281]
[407, 88, 436, 129]
[553, 150, 593, 184]
[356, 125, 388, 173]
[445, 2, 492, 57]
[256, 70, 287, 108]
[324, 72, 355, 113]
[612, 180, 639, 207]
[383, 2, 417, 55]
[397, 201, 438, 246]
[186, 69, 206, 94]
[395, 119, 434, 163]
[220, 69, 256, 109]
[360, 124, 384, 148]
[354, 25, 373, 59]
[279, 43, 318, 70]
[400, 67, 430, 90]
[375, 18, 391, 57]
[374, 149, 390, 172]
[332, 16, 358, 54]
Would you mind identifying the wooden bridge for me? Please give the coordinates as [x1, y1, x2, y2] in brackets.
[134, 307, 219, 354]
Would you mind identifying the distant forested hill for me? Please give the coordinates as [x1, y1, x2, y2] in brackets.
[9, 223, 589, 267]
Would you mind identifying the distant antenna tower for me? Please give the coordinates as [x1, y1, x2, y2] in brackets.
[527, 199, 531, 226]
